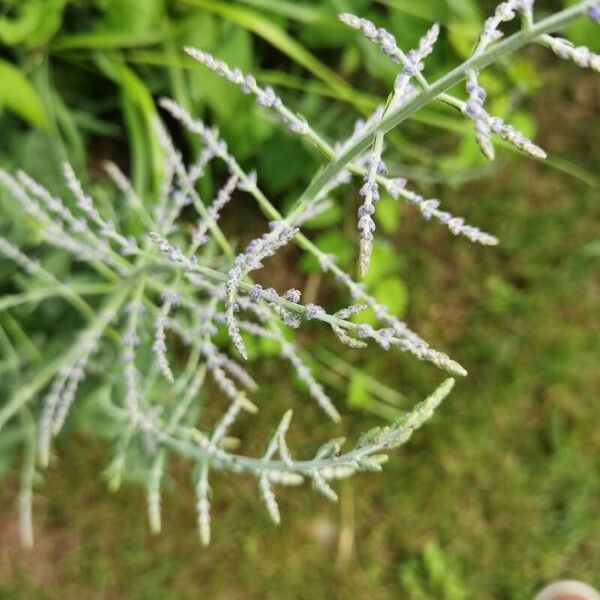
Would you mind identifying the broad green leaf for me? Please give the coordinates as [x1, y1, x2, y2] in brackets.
[300, 231, 353, 272]
[257, 335, 281, 357]
[98, 0, 166, 35]
[222, 111, 273, 162]
[27, 0, 68, 48]
[505, 59, 542, 93]
[373, 277, 409, 318]
[0, 1, 39, 45]
[52, 29, 166, 51]
[257, 133, 315, 193]
[446, 21, 479, 58]
[0, 60, 49, 129]
[445, 0, 482, 22]
[565, 10, 600, 48]
[362, 243, 402, 287]
[375, 197, 401, 234]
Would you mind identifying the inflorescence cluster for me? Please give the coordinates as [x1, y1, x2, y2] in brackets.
[0, 0, 597, 547]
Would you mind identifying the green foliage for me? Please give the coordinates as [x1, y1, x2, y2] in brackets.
[399, 541, 467, 599]
[0, 0, 598, 597]
[0, 59, 48, 128]
[0, 0, 67, 47]
[1, 0, 594, 193]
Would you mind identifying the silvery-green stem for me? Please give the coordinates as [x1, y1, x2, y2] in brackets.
[152, 378, 455, 477]
[289, 2, 593, 222]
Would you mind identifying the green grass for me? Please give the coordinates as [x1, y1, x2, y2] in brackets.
[1, 62, 598, 598]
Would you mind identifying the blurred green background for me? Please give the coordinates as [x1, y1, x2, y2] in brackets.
[0, 0, 598, 598]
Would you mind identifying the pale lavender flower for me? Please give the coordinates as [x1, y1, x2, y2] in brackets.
[347, 20, 439, 276]
[338, 13, 437, 104]
[311, 470, 338, 502]
[338, 14, 404, 63]
[102, 161, 150, 224]
[257, 410, 295, 524]
[63, 163, 137, 255]
[160, 98, 242, 178]
[0, 170, 104, 263]
[224, 223, 298, 358]
[194, 392, 253, 546]
[465, 71, 495, 160]
[152, 117, 212, 233]
[122, 302, 146, 424]
[192, 174, 239, 249]
[478, 1, 521, 49]
[153, 295, 177, 383]
[37, 367, 69, 467]
[123, 351, 141, 419]
[224, 302, 248, 360]
[275, 288, 303, 329]
[102, 161, 134, 195]
[280, 341, 340, 421]
[464, 2, 546, 160]
[211, 395, 255, 449]
[401, 189, 498, 245]
[305, 303, 326, 321]
[230, 295, 339, 419]
[147, 453, 164, 534]
[186, 147, 217, 188]
[17, 171, 76, 226]
[259, 473, 281, 524]
[52, 336, 100, 434]
[208, 359, 243, 402]
[152, 118, 185, 212]
[200, 341, 257, 391]
[335, 304, 368, 320]
[542, 36, 600, 72]
[328, 267, 467, 376]
[247, 283, 261, 301]
[184, 48, 310, 136]
[357, 153, 384, 276]
[0, 236, 39, 274]
[463, 78, 547, 160]
[393, 23, 439, 96]
[486, 115, 547, 159]
[63, 163, 98, 220]
[148, 232, 199, 273]
[383, 178, 407, 199]
[195, 468, 211, 546]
